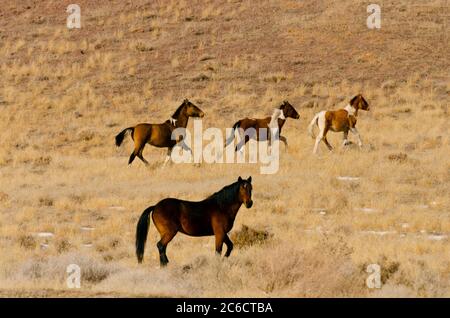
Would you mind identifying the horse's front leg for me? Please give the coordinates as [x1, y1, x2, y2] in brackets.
[177, 138, 201, 166]
[234, 128, 246, 152]
[214, 230, 225, 256]
[279, 135, 288, 150]
[350, 127, 363, 148]
[178, 139, 192, 154]
[224, 234, 234, 257]
[163, 147, 172, 166]
[342, 130, 350, 147]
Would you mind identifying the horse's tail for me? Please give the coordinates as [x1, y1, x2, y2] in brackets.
[115, 127, 134, 147]
[225, 120, 241, 147]
[307, 113, 320, 139]
[136, 206, 154, 264]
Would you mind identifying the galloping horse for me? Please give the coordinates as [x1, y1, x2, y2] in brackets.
[225, 101, 300, 151]
[115, 99, 205, 165]
[307, 94, 370, 154]
[135, 176, 253, 266]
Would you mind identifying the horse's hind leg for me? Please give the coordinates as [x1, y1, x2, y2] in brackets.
[224, 235, 234, 257]
[128, 152, 136, 164]
[321, 124, 333, 151]
[129, 143, 147, 165]
[137, 148, 149, 165]
[313, 129, 329, 154]
[157, 231, 176, 267]
[313, 134, 322, 154]
[323, 136, 333, 151]
[313, 124, 326, 154]
[156, 241, 168, 266]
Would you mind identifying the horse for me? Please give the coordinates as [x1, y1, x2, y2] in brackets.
[135, 176, 253, 267]
[307, 94, 370, 154]
[225, 100, 300, 151]
[115, 99, 205, 165]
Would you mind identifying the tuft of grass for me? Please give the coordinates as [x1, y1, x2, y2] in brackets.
[387, 153, 408, 163]
[231, 225, 271, 248]
[18, 235, 37, 250]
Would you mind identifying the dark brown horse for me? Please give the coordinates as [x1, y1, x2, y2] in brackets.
[115, 99, 205, 165]
[135, 176, 253, 266]
[225, 100, 299, 151]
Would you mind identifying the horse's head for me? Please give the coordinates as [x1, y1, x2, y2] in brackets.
[280, 100, 300, 119]
[350, 94, 370, 111]
[237, 176, 253, 208]
[183, 99, 205, 118]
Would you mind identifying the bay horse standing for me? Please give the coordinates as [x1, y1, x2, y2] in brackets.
[135, 176, 253, 266]
[225, 100, 300, 151]
[307, 94, 370, 154]
[115, 99, 205, 165]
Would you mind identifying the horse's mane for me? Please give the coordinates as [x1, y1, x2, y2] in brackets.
[208, 181, 240, 209]
[360, 95, 368, 106]
[171, 103, 185, 119]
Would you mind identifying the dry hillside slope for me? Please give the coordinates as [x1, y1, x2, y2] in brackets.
[0, 0, 449, 297]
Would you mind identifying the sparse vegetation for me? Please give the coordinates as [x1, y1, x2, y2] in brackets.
[0, 0, 448, 297]
[230, 225, 271, 248]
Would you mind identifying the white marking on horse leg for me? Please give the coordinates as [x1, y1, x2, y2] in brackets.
[313, 136, 322, 154]
[162, 148, 172, 167]
[235, 128, 245, 152]
[313, 111, 326, 154]
[313, 131, 325, 154]
[162, 156, 170, 167]
[351, 127, 363, 148]
[342, 131, 349, 147]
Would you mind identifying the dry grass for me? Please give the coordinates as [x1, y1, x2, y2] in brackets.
[0, 0, 449, 297]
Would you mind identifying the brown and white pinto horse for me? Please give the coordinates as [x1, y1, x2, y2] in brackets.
[115, 99, 205, 165]
[225, 100, 300, 151]
[307, 94, 369, 154]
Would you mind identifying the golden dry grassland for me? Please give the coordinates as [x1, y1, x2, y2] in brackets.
[0, 0, 449, 297]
